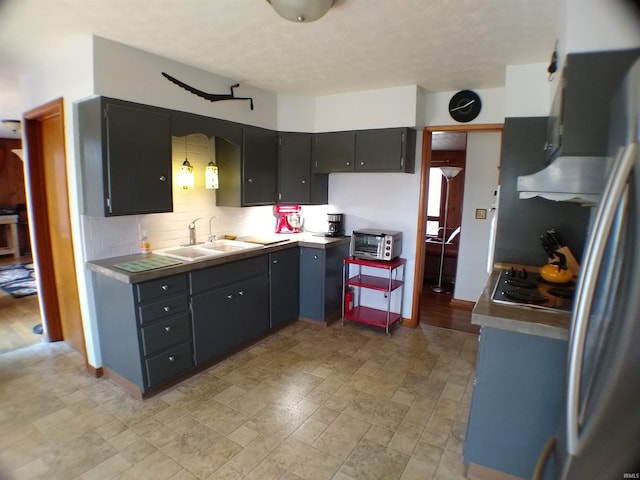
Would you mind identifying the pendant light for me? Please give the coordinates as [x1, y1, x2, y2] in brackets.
[267, 0, 334, 23]
[206, 162, 219, 190]
[179, 139, 194, 190]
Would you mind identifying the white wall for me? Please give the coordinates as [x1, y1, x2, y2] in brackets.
[505, 63, 552, 117]
[93, 37, 278, 130]
[277, 95, 316, 132]
[423, 87, 505, 126]
[454, 132, 502, 301]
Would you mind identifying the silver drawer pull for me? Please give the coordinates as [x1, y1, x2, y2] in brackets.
[272, 259, 278, 264]
[346, 161, 351, 166]
[163, 306, 171, 312]
[238, 291, 244, 296]
[164, 326, 172, 332]
[247, 178, 254, 183]
[227, 294, 233, 299]
[360, 161, 365, 166]
[159, 175, 167, 182]
[168, 356, 175, 362]
[313, 255, 318, 259]
[301, 180, 306, 184]
[161, 284, 169, 291]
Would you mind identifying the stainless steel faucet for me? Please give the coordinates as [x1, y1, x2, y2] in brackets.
[188, 218, 201, 245]
[208, 216, 219, 243]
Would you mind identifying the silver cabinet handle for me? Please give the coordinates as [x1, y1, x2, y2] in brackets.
[360, 161, 365, 166]
[566, 143, 637, 456]
[272, 259, 278, 264]
[346, 161, 351, 166]
[301, 179, 306, 184]
[168, 356, 175, 362]
[161, 284, 169, 291]
[313, 255, 318, 260]
[227, 294, 233, 299]
[247, 178, 254, 183]
[238, 291, 244, 296]
[159, 175, 167, 182]
[163, 306, 171, 312]
[164, 326, 172, 332]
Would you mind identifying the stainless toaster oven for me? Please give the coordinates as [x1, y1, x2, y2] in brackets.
[350, 229, 402, 261]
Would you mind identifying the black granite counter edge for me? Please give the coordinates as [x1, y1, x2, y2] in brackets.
[472, 269, 571, 341]
[87, 236, 351, 284]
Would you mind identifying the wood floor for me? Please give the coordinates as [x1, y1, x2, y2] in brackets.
[0, 254, 43, 353]
[419, 282, 480, 335]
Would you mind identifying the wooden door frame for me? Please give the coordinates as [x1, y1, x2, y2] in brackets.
[408, 124, 503, 328]
[22, 98, 86, 359]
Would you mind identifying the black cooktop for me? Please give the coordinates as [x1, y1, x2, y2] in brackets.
[491, 267, 574, 313]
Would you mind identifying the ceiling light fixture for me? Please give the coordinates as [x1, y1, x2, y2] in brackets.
[267, 0, 334, 23]
[1, 119, 21, 133]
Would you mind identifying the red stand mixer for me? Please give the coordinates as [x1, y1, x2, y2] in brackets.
[274, 205, 303, 233]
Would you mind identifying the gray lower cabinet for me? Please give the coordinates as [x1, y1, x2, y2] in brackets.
[190, 256, 270, 365]
[299, 243, 350, 322]
[463, 327, 567, 479]
[269, 247, 299, 329]
[94, 272, 193, 394]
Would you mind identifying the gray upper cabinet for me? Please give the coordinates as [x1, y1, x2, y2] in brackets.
[312, 131, 356, 172]
[312, 128, 415, 174]
[355, 128, 415, 173]
[278, 132, 328, 205]
[216, 125, 278, 207]
[78, 97, 173, 216]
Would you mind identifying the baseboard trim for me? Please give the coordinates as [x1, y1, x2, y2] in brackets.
[86, 364, 103, 378]
[450, 299, 475, 311]
[466, 463, 524, 480]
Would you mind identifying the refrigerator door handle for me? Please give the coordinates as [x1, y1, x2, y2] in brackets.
[566, 142, 638, 455]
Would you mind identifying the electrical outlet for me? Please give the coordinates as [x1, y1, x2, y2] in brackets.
[475, 208, 487, 220]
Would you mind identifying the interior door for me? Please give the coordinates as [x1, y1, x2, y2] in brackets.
[24, 99, 86, 356]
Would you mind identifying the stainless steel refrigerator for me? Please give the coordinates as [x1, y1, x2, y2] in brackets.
[540, 58, 640, 479]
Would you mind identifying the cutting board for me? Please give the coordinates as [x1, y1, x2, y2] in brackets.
[242, 235, 291, 246]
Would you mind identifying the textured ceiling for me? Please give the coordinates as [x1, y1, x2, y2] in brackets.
[0, 0, 560, 137]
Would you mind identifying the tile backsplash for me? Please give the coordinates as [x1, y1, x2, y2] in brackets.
[82, 133, 330, 260]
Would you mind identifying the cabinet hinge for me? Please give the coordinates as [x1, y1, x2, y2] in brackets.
[401, 132, 405, 142]
[400, 158, 404, 167]
[106, 197, 112, 210]
[278, 193, 282, 200]
[278, 137, 282, 147]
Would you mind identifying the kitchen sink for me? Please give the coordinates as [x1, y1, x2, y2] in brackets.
[198, 239, 264, 253]
[154, 240, 263, 262]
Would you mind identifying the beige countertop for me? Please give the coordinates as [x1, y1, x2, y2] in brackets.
[87, 234, 350, 284]
[472, 268, 571, 341]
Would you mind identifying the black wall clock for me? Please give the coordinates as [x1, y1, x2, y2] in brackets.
[448, 90, 482, 123]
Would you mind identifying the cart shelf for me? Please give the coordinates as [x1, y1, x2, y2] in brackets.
[346, 274, 403, 292]
[342, 256, 406, 335]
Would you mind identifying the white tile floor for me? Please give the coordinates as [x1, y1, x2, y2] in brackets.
[0, 320, 478, 480]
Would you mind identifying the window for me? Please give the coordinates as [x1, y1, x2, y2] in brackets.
[426, 168, 443, 236]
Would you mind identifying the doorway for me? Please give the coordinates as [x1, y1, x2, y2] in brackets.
[411, 124, 503, 334]
[23, 98, 87, 359]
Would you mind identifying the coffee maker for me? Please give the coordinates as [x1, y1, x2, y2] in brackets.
[274, 205, 303, 233]
[326, 213, 344, 237]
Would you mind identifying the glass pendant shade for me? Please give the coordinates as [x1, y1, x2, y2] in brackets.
[267, 0, 334, 22]
[439, 166, 463, 179]
[180, 160, 194, 190]
[206, 162, 219, 190]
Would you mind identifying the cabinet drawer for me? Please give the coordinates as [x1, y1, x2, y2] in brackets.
[138, 293, 189, 324]
[140, 313, 191, 357]
[190, 255, 268, 294]
[136, 274, 188, 302]
[145, 341, 193, 388]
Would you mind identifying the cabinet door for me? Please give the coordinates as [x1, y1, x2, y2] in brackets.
[235, 274, 270, 344]
[270, 248, 299, 328]
[355, 128, 414, 172]
[243, 126, 277, 206]
[278, 133, 312, 204]
[191, 286, 238, 365]
[105, 101, 173, 215]
[299, 248, 325, 321]
[312, 131, 355, 173]
[324, 243, 350, 317]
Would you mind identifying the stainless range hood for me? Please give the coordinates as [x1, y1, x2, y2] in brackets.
[517, 48, 640, 205]
[517, 155, 609, 205]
